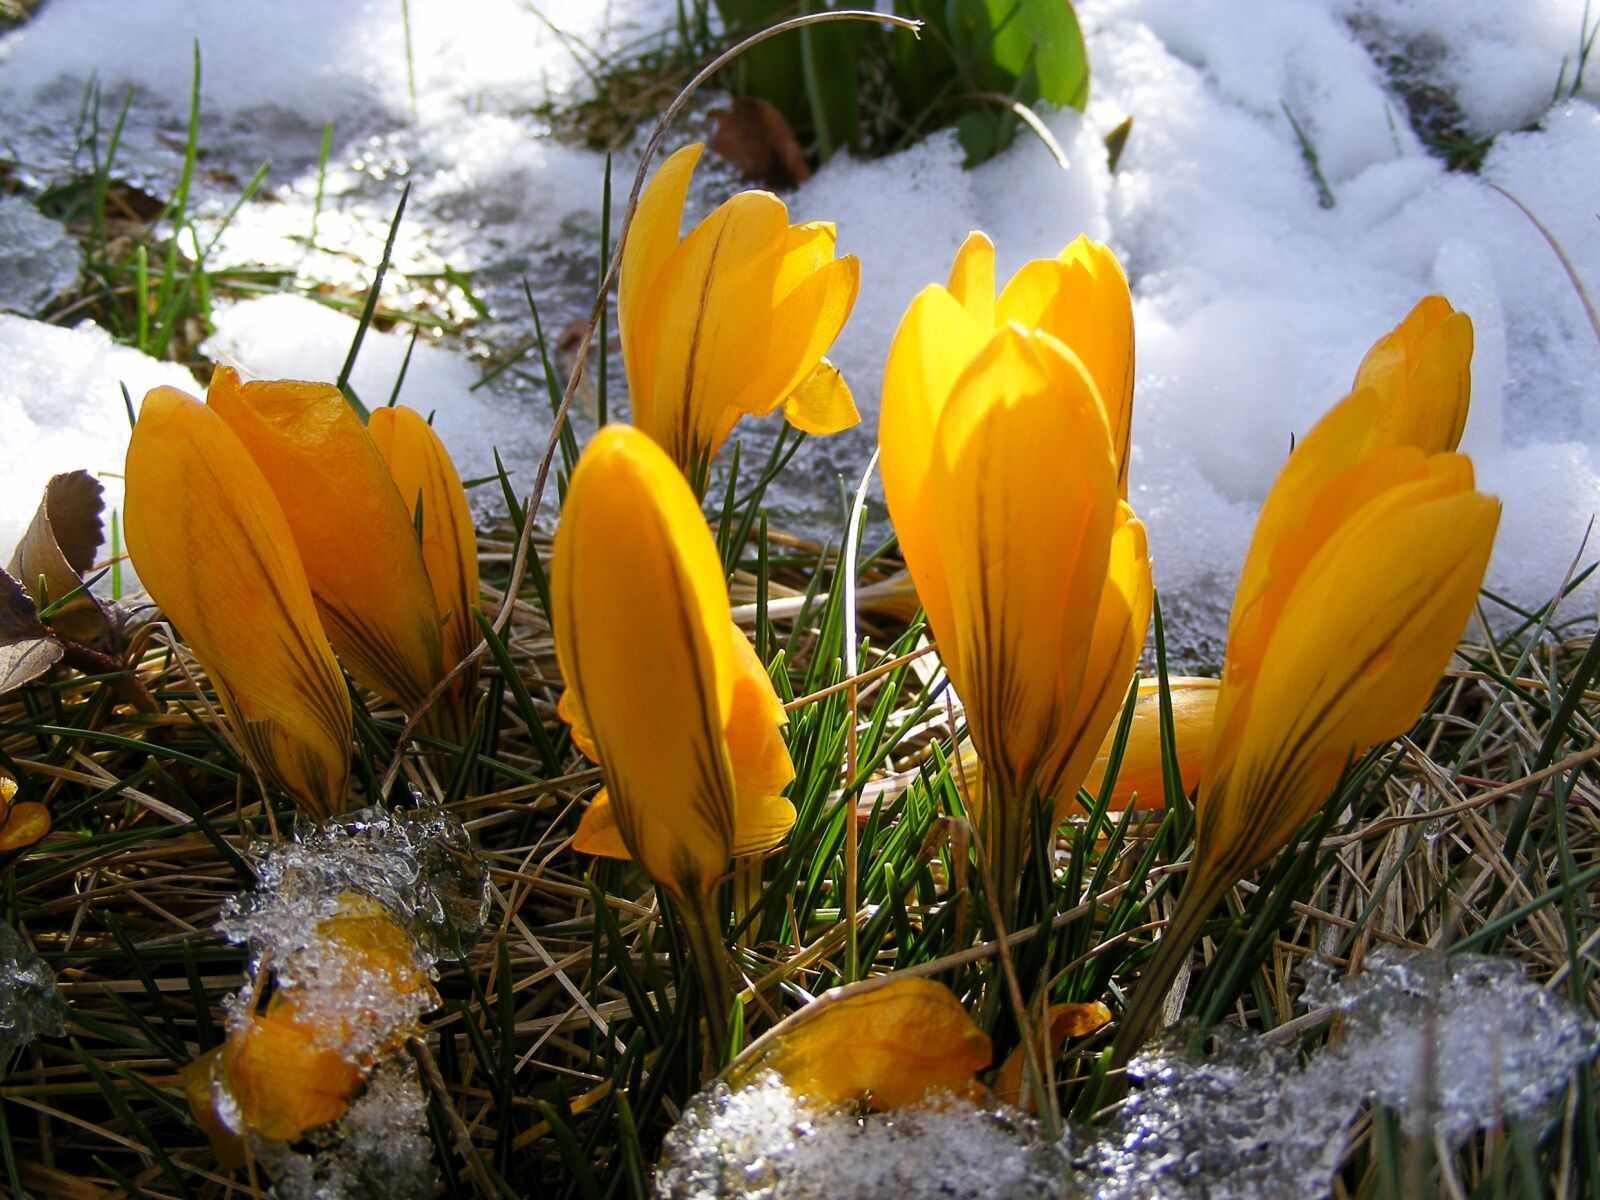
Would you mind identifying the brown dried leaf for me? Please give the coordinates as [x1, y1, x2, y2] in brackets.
[710, 96, 812, 190]
[0, 569, 61, 695]
[8, 470, 114, 646]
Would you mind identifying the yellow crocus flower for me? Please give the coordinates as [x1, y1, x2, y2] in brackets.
[879, 235, 1151, 917]
[369, 404, 482, 733]
[620, 143, 861, 486]
[563, 619, 795, 860]
[125, 387, 351, 820]
[1110, 298, 1498, 1067]
[205, 370, 448, 729]
[552, 424, 790, 1040]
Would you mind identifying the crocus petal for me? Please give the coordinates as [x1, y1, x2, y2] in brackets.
[620, 142, 703, 426]
[1041, 505, 1152, 819]
[928, 327, 1117, 799]
[1082, 677, 1218, 812]
[125, 387, 351, 820]
[368, 406, 480, 672]
[727, 978, 991, 1110]
[774, 221, 839, 298]
[993, 1001, 1112, 1109]
[996, 237, 1135, 491]
[621, 145, 859, 479]
[725, 623, 796, 804]
[640, 191, 789, 470]
[206, 369, 445, 714]
[945, 230, 996, 328]
[781, 360, 859, 436]
[557, 687, 600, 763]
[572, 788, 630, 859]
[1198, 465, 1498, 878]
[222, 1007, 364, 1143]
[181, 1049, 248, 1169]
[1352, 294, 1471, 453]
[736, 253, 860, 418]
[552, 426, 740, 906]
[0, 802, 49, 852]
[879, 284, 987, 665]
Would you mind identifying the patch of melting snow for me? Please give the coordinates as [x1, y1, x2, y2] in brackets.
[661, 950, 1597, 1199]
[1074, 947, 1598, 1200]
[220, 803, 490, 976]
[655, 1073, 1071, 1200]
[0, 196, 79, 315]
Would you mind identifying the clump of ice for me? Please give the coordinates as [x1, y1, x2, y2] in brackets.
[0, 197, 79, 315]
[0, 922, 64, 1063]
[221, 804, 489, 978]
[252, 1056, 436, 1200]
[1073, 948, 1599, 1199]
[656, 1073, 1071, 1200]
[0, 315, 197, 557]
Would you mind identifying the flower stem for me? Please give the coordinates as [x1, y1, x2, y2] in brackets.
[1106, 875, 1226, 1086]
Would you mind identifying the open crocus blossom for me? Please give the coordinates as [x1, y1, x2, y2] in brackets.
[620, 142, 860, 486]
[206, 370, 463, 741]
[125, 388, 352, 820]
[880, 235, 1151, 919]
[552, 424, 794, 1044]
[1110, 296, 1498, 1067]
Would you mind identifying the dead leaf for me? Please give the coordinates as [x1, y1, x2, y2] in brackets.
[710, 96, 812, 190]
[0, 569, 62, 695]
[8, 471, 115, 647]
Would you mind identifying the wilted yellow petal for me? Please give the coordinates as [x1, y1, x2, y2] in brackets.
[620, 142, 703, 417]
[552, 426, 740, 906]
[1082, 677, 1218, 812]
[368, 406, 480, 672]
[945, 230, 996, 327]
[781, 360, 859, 436]
[125, 387, 351, 820]
[992, 1001, 1112, 1108]
[207, 369, 445, 715]
[0, 775, 13, 817]
[0, 801, 49, 852]
[728, 978, 991, 1110]
[222, 1008, 364, 1143]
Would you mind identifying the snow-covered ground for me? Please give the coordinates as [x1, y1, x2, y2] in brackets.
[2, 0, 1597, 652]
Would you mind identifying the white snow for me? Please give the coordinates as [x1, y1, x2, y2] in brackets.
[2, 0, 1599, 643]
[0, 316, 196, 557]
